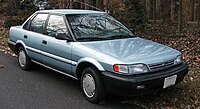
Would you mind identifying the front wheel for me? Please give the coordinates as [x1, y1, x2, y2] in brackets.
[17, 47, 32, 70]
[81, 67, 106, 103]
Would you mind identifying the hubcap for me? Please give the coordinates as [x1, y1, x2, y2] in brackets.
[82, 73, 95, 98]
[18, 50, 26, 67]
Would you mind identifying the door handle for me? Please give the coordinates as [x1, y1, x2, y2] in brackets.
[24, 35, 28, 39]
[42, 40, 47, 45]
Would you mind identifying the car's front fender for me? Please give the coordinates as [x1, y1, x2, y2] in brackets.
[77, 57, 105, 71]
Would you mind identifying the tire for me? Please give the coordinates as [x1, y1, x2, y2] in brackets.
[80, 67, 106, 103]
[17, 47, 32, 70]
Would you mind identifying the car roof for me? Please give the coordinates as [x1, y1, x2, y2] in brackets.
[37, 9, 106, 15]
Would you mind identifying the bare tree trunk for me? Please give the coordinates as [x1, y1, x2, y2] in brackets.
[170, 0, 176, 22]
[198, 1, 200, 28]
[160, 0, 171, 23]
[153, 0, 156, 23]
[149, 0, 153, 20]
[145, 0, 151, 20]
[141, 0, 146, 13]
[191, 0, 195, 21]
[106, 0, 111, 13]
[178, 0, 183, 33]
[105, 0, 109, 13]
[96, 0, 103, 10]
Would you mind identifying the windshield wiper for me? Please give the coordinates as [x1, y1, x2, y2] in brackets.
[76, 37, 109, 41]
[76, 35, 136, 41]
[106, 35, 136, 39]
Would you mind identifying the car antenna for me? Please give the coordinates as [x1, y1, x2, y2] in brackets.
[72, 1, 103, 12]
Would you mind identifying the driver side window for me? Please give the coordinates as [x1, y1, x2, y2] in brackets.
[46, 15, 69, 37]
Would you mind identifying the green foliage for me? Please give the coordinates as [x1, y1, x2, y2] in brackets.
[125, 0, 147, 29]
[3, 19, 11, 28]
[2, 0, 35, 28]
[3, 8, 35, 28]
[16, 8, 35, 23]
[112, 0, 147, 32]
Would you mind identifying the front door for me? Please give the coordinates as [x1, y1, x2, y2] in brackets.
[41, 14, 73, 74]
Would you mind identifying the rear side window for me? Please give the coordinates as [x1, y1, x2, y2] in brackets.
[30, 14, 48, 34]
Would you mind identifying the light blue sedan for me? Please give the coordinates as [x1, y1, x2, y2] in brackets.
[8, 9, 188, 103]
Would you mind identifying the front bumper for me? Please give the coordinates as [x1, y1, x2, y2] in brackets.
[102, 63, 188, 96]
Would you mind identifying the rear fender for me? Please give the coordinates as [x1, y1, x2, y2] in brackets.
[15, 40, 29, 55]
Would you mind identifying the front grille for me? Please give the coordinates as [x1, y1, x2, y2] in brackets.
[148, 60, 175, 70]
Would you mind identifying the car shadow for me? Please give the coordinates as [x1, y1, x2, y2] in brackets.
[29, 64, 147, 108]
[29, 63, 186, 109]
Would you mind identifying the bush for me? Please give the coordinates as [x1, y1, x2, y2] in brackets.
[3, 8, 35, 28]
[3, 19, 11, 28]
[112, 0, 147, 32]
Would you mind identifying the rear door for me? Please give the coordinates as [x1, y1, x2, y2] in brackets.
[22, 13, 49, 62]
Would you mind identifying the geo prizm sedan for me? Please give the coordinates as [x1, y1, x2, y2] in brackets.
[8, 9, 188, 103]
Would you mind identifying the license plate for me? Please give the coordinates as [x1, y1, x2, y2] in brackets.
[163, 75, 177, 89]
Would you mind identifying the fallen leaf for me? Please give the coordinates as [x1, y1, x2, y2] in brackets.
[195, 59, 200, 63]
[0, 64, 4, 68]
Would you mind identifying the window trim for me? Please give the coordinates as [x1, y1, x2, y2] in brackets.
[63, 14, 76, 41]
[22, 12, 37, 30]
[22, 12, 76, 42]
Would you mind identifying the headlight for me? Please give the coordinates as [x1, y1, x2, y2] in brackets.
[129, 64, 149, 74]
[113, 64, 149, 75]
[174, 55, 182, 64]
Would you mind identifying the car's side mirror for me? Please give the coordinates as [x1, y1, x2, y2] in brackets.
[55, 33, 72, 41]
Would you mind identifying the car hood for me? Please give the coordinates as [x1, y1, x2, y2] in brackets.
[76, 37, 180, 65]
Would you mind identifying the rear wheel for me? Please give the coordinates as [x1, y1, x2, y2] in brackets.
[81, 67, 106, 103]
[17, 47, 32, 70]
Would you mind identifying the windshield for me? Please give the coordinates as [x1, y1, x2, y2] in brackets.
[66, 14, 135, 41]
